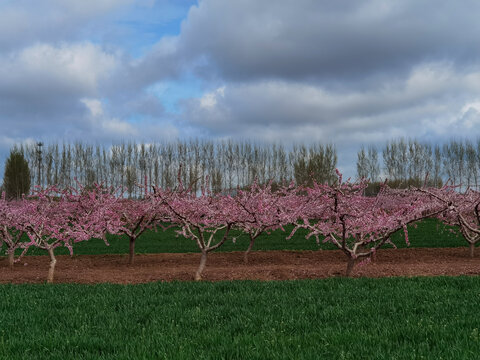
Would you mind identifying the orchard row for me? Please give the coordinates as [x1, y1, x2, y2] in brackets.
[1, 172, 479, 282]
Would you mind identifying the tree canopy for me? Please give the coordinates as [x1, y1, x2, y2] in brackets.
[3, 150, 31, 199]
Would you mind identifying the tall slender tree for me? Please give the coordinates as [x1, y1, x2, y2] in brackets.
[356, 146, 368, 180]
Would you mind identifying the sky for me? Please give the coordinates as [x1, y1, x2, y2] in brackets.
[1, 0, 480, 179]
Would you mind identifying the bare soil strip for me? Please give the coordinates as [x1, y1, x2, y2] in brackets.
[1, 248, 480, 284]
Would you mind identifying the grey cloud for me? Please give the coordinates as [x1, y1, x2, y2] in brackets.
[0, 33, 173, 150]
[102, 33, 195, 97]
[177, 0, 480, 85]
[0, 0, 134, 51]
[180, 63, 480, 145]
[0, 42, 119, 96]
[3, 0, 480, 182]
[123, 94, 165, 118]
[0, 42, 119, 134]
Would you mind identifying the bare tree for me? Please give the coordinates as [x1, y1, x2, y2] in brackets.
[367, 145, 380, 182]
[433, 144, 442, 187]
[383, 141, 397, 181]
[466, 140, 477, 189]
[356, 146, 368, 180]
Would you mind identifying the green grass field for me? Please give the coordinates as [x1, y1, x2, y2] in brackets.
[2, 218, 469, 257]
[1, 277, 480, 359]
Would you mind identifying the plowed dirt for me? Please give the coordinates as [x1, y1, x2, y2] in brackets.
[2, 248, 480, 284]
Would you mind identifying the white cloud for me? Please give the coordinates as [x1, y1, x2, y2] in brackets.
[449, 101, 480, 131]
[0, 42, 119, 97]
[0, 0, 134, 51]
[49, 0, 134, 16]
[80, 98, 136, 136]
[81, 98, 104, 117]
[461, 101, 480, 114]
[101, 118, 138, 136]
[175, 0, 480, 84]
[181, 62, 480, 150]
[79, 97, 179, 141]
[199, 86, 225, 108]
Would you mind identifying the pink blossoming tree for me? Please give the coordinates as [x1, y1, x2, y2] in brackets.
[153, 183, 239, 280]
[233, 181, 303, 263]
[17, 184, 120, 283]
[0, 194, 25, 267]
[290, 171, 445, 276]
[415, 186, 480, 257]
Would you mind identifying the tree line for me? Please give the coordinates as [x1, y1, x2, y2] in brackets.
[357, 138, 480, 191]
[3, 140, 337, 198]
[3, 137, 480, 199]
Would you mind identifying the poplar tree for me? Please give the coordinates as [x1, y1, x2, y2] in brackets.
[356, 146, 368, 180]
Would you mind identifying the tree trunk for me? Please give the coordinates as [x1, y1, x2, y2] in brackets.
[47, 247, 57, 284]
[346, 258, 355, 277]
[244, 238, 256, 264]
[129, 237, 135, 265]
[8, 251, 14, 268]
[469, 243, 475, 258]
[195, 251, 208, 281]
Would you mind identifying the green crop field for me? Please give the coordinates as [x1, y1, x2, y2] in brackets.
[0, 217, 477, 359]
[2, 218, 469, 258]
[1, 277, 480, 359]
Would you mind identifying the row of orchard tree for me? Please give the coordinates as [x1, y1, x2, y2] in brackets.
[1, 172, 479, 283]
[357, 138, 480, 190]
[10, 140, 336, 197]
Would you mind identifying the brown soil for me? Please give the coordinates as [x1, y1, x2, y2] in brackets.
[1, 248, 480, 284]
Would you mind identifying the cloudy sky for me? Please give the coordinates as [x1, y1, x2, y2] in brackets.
[1, 0, 480, 178]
